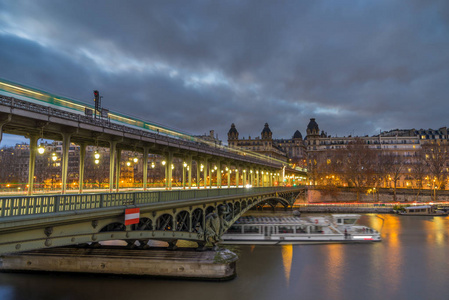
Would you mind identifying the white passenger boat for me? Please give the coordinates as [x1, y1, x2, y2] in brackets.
[398, 205, 448, 216]
[221, 214, 381, 245]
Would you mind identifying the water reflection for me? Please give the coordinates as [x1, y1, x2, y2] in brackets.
[2, 214, 449, 300]
[281, 244, 293, 286]
[324, 244, 344, 298]
[379, 214, 402, 293]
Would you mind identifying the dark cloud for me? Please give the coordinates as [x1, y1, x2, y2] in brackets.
[1, 0, 449, 147]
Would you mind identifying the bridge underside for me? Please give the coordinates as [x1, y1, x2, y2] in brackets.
[0, 189, 305, 254]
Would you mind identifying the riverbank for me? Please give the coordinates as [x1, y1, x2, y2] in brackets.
[295, 206, 393, 213]
[0, 246, 238, 281]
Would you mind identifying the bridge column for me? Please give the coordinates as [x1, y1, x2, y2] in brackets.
[27, 135, 38, 195]
[78, 142, 87, 193]
[166, 152, 173, 190]
[0, 115, 12, 145]
[61, 132, 72, 194]
[235, 167, 239, 187]
[281, 166, 285, 186]
[143, 147, 149, 191]
[182, 159, 186, 189]
[243, 169, 247, 186]
[109, 141, 118, 193]
[256, 170, 259, 187]
[227, 163, 231, 188]
[187, 155, 192, 189]
[217, 161, 221, 188]
[203, 158, 208, 188]
[115, 148, 121, 192]
[196, 158, 201, 189]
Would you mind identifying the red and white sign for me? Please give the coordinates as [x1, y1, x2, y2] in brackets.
[124, 208, 140, 225]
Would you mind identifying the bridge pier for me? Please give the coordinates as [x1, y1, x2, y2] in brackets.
[0, 247, 238, 280]
[109, 140, 118, 193]
[79, 142, 87, 193]
[61, 132, 72, 194]
[27, 135, 38, 196]
[187, 156, 192, 189]
[217, 161, 221, 188]
[115, 148, 121, 192]
[227, 163, 231, 188]
[142, 147, 149, 191]
[235, 167, 239, 187]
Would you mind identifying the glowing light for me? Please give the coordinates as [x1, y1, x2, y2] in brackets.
[94, 159, 100, 164]
[126, 161, 131, 166]
[162, 160, 166, 166]
[54, 98, 85, 110]
[37, 144, 45, 154]
[0, 82, 44, 96]
[133, 157, 138, 163]
[94, 151, 100, 159]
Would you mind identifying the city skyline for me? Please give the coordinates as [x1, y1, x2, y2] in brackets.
[1, 0, 448, 146]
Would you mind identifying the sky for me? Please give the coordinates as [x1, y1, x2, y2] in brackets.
[1, 0, 449, 146]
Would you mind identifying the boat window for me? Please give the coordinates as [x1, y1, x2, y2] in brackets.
[278, 226, 294, 234]
[243, 225, 260, 234]
[295, 225, 308, 234]
[343, 219, 356, 225]
[310, 226, 323, 233]
[337, 218, 342, 224]
[227, 225, 243, 234]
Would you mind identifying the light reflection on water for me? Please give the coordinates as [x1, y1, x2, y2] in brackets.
[1, 214, 449, 300]
[281, 244, 293, 287]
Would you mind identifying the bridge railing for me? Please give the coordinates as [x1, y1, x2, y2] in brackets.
[0, 187, 303, 218]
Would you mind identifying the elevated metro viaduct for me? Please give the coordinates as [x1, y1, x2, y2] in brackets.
[0, 92, 307, 195]
[0, 187, 306, 255]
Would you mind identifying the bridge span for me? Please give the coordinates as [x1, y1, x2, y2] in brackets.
[0, 79, 307, 195]
[0, 186, 305, 255]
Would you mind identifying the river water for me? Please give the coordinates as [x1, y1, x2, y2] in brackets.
[1, 213, 449, 300]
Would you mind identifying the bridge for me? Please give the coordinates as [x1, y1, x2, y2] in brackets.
[0, 186, 305, 255]
[0, 79, 308, 256]
[0, 78, 307, 195]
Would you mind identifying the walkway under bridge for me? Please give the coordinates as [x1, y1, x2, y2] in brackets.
[0, 186, 305, 255]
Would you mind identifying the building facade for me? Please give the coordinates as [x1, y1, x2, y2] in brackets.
[227, 123, 307, 166]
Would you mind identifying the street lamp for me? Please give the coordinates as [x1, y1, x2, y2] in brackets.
[37, 143, 45, 154]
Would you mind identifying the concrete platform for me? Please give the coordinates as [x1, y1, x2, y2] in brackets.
[0, 246, 238, 280]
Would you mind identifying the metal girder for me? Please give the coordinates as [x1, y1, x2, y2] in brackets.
[0, 188, 304, 254]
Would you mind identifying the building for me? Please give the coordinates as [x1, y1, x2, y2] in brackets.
[305, 118, 449, 190]
[227, 123, 307, 166]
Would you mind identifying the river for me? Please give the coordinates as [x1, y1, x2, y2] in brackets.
[1, 213, 449, 300]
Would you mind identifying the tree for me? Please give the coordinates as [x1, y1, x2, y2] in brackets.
[422, 141, 449, 201]
[339, 138, 376, 201]
[410, 148, 427, 201]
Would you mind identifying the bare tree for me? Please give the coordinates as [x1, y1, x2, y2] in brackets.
[422, 141, 449, 201]
[410, 148, 428, 201]
[339, 138, 376, 201]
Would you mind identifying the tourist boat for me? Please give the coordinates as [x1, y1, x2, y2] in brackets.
[221, 214, 381, 245]
[398, 205, 448, 216]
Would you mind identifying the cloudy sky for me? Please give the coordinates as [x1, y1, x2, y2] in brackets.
[1, 0, 448, 146]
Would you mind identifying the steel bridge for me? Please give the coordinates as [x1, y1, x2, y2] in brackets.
[0, 186, 305, 255]
[0, 79, 307, 195]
